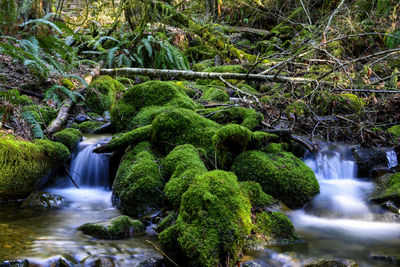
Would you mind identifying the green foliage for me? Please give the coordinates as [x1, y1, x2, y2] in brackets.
[232, 150, 319, 208]
[384, 29, 400, 49]
[163, 144, 207, 208]
[0, 89, 33, 105]
[21, 110, 44, 139]
[78, 215, 144, 239]
[388, 125, 400, 142]
[239, 181, 276, 210]
[44, 85, 84, 106]
[53, 128, 82, 152]
[0, 136, 69, 200]
[159, 170, 252, 267]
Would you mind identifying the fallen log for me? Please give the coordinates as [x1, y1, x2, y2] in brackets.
[46, 63, 102, 136]
[100, 67, 330, 85]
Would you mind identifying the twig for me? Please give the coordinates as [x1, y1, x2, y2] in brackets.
[64, 163, 79, 189]
[218, 76, 262, 108]
[323, 0, 346, 41]
[332, 88, 400, 94]
[145, 240, 179, 267]
[336, 115, 385, 140]
[299, 0, 312, 25]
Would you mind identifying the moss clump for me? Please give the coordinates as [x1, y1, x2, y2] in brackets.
[192, 59, 214, 71]
[212, 124, 253, 169]
[85, 75, 125, 115]
[78, 215, 144, 239]
[337, 93, 365, 113]
[200, 87, 229, 102]
[61, 78, 75, 90]
[131, 106, 173, 127]
[240, 181, 276, 210]
[163, 144, 207, 208]
[250, 131, 280, 150]
[197, 106, 264, 130]
[0, 136, 69, 200]
[53, 128, 82, 152]
[159, 170, 252, 266]
[198, 65, 247, 86]
[232, 150, 319, 208]
[252, 211, 299, 246]
[112, 143, 163, 216]
[151, 109, 220, 154]
[371, 172, 400, 205]
[78, 121, 105, 134]
[388, 125, 400, 141]
[111, 81, 200, 131]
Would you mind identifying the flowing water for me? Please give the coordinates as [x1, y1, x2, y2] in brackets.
[0, 136, 160, 265]
[265, 145, 400, 266]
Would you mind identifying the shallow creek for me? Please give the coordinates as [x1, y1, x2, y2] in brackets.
[1, 138, 400, 266]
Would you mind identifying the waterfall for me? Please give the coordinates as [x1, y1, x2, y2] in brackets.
[68, 136, 111, 188]
[386, 149, 398, 168]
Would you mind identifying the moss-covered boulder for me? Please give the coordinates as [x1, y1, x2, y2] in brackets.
[78, 215, 144, 239]
[232, 150, 319, 208]
[21, 191, 64, 209]
[112, 142, 163, 216]
[212, 124, 253, 169]
[78, 121, 106, 134]
[0, 136, 69, 200]
[200, 87, 229, 102]
[251, 211, 299, 247]
[159, 170, 252, 267]
[85, 75, 125, 115]
[163, 144, 207, 208]
[53, 128, 82, 152]
[151, 108, 220, 154]
[370, 172, 400, 206]
[197, 106, 264, 130]
[111, 81, 200, 131]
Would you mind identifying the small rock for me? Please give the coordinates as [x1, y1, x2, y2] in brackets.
[352, 147, 388, 177]
[93, 257, 116, 267]
[75, 114, 89, 123]
[21, 191, 64, 209]
[135, 257, 165, 267]
[0, 259, 29, 267]
[93, 122, 112, 134]
[304, 258, 358, 267]
[381, 201, 399, 214]
[370, 252, 400, 264]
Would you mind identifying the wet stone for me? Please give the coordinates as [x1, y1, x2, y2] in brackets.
[75, 114, 89, 123]
[0, 259, 29, 267]
[304, 258, 359, 267]
[136, 257, 165, 267]
[20, 191, 64, 209]
[381, 201, 400, 214]
[370, 252, 400, 264]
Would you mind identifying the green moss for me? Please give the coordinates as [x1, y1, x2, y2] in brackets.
[131, 106, 173, 127]
[78, 215, 144, 239]
[85, 75, 125, 115]
[240, 181, 276, 210]
[61, 78, 75, 90]
[159, 170, 252, 266]
[96, 125, 152, 153]
[249, 131, 280, 150]
[23, 105, 57, 126]
[200, 87, 229, 102]
[212, 124, 253, 169]
[154, 212, 177, 233]
[372, 172, 400, 205]
[232, 150, 319, 208]
[151, 108, 220, 154]
[252, 211, 299, 246]
[284, 100, 307, 117]
[337, 93, 364, 113]
[192, 59, 214, 71]
[111, 81, 200, 131]
[388, 125, 400, 141]
[163, 144, 207, 208]
[113, 144, 163, 216]
[53, 128, 82, 152]
[0, 136, 69, 200]
[78, 121, 105, 134]
[265, 142, 288, 153]
[237, 84, 260, 96]
[197, 106, 264, 130]
[198, 65, 247, 86]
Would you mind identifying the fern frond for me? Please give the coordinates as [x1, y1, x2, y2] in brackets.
[107, 46, 119, 67]
[19, 18, 63, 34]
[94, 36, 119, 49]
[22, 110, 44, 139]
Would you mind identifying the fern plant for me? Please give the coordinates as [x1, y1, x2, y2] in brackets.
[44, 85, 84, 107]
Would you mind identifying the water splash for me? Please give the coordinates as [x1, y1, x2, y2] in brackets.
[386, 149, 398, 168]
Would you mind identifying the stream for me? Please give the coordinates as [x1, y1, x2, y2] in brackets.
[0, 137, 399, 266]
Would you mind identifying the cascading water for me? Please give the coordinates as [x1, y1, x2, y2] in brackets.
[287, 145, 400, 266]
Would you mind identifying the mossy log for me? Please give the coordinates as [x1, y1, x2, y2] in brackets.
[100, 67, 327, 84]
[46, 62, 102, 136]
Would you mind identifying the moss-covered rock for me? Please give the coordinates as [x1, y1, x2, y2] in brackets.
[337, 93, 365, 113]
[370, 172, 400, 206]
[251, 211, 299, 247]
[53, 128, 82, 152]
[78, 121, 105, 134]
[197, 106, 264, 130]
[151, 108, 220, 154]
[112, 142, 163, 216]
[163, 144, 207, 208]
[0, 136, 69, 200]
[240, 181, 277, 211]
[85, 75, 125, 115]
[159, 170, 252, 267]
[78, 215, 144, 239]
[21, 191, 64, 209]
[212, 124, 253, 169]
[388, 125, 400, 142]
[232, 150, 319, 208]
[111, 81, 200, 131]
[200, 87, 229, 102]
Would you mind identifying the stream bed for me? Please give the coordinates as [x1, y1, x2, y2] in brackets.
[1, 137, 400, 266]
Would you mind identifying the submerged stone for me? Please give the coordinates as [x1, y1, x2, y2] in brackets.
[232, 150, 319, 208]
[21, 191, 64, 209]
[304, 258, 359, 267]
[0, 259, 29, 267]
[370, 252, 400, 265]
[78, 215, 144, 239]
